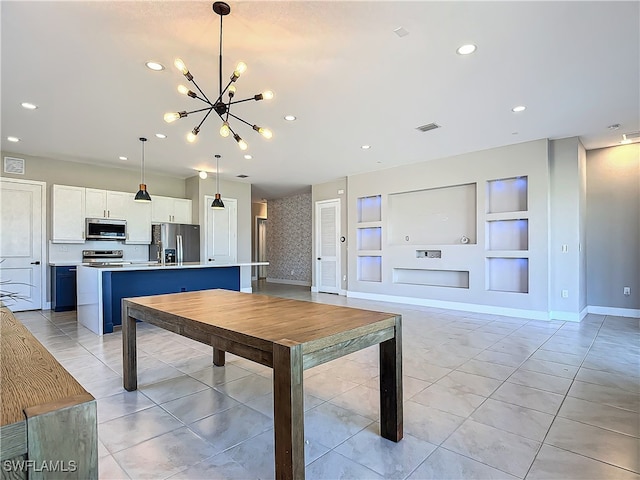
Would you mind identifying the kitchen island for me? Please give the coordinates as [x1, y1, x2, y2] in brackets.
[77, 262, 267, 334]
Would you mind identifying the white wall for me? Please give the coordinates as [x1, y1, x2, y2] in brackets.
[347, 139, 550, 318]
[548, 137, 587, 320]
[586, 144, 639, 311]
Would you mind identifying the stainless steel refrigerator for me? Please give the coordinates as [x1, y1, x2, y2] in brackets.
[150, 224, 200, 263]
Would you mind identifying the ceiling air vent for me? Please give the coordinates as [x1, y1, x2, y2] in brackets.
[416, 123, 441, 133]
[624, 131, 640, 139]
[4, 156, 25, 175]
[236, 174, 249, 178]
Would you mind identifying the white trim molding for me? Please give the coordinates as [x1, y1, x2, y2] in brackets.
[267, 278, 312, 287]
[549, 308, 589, 322]
[346, 291, 550, 320]
[587, 305, 640, 318]
[240, 287, 253, 293]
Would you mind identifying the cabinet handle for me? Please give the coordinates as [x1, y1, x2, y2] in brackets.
[30, 261, 41, 265]
[107, 210, 110, 218]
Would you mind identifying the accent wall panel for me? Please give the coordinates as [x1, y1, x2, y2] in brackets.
[388, 183, 477, 245]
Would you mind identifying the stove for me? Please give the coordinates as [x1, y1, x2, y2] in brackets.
[82, 249, 129, 265]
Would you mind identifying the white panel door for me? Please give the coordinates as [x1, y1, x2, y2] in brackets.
[315, 199, 341, 294]
[204, 196, 237, 264]
[0, 179, 44, 311]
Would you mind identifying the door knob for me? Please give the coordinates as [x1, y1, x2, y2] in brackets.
[30, 261, 41, 265]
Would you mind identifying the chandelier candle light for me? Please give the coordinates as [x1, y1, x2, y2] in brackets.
[164, 1, 273, 150]
[134, 137, 151, 202]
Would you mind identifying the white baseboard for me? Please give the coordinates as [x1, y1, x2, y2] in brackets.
[346, 291, 549, 320]
[266, 278, 312, 287]
[311, 286, 318, 293]
[251, 275, 257, 281]
[240, 287, 252, 293]
[549, 307, 588, 322]
[587, 305, 640, 318]
[44, 301, 51, 311]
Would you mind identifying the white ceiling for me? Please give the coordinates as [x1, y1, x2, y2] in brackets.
[2, 1, 639, 201]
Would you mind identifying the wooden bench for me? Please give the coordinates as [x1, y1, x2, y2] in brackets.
[0, 307, 98, 479]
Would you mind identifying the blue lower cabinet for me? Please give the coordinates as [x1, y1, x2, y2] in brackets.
[51, 266, 77, 312]
[101, 266, 241, 333]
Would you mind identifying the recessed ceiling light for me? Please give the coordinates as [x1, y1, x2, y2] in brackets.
[284, 115, 296, 121]
[7, 136, 20, 142]
[119, 156, 128, 161]
[361, 145, 371, 150]
[155, 133, 167, 139]
[199, 171, 208, 179]
[145, 61, 165, 71]
[608, 123, 621, 130]
[244, 154, 252, 160]
[21, 102, 38, 110]
[512, 105, 526, 112]
[456, 44, 477, 55]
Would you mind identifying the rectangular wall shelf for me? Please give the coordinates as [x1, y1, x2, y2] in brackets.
[357, 227, 382, 251]
[487, 219, 528, 251]
[393, 268, 469, 288]
[357, 195, 381, 223]
[357, 256, 382, 282]
[487, 177, 528, 214]
[487, 258, 529, 293]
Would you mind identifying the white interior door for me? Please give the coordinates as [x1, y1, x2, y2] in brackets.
[204, 196, 237, 263]
[316, 199, 341, 294]
[0, 179, 44, 311]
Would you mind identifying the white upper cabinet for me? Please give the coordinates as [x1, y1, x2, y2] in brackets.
[85, 189, 129, 219]
[151, 196, 192, 224]
[52, 185, 85, 243]
[85, 188, 107, 218]
[125, 198, 152, 244]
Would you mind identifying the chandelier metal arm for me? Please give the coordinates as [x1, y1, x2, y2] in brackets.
[228, 96, 262, 106]
[226, 112, 253, 128]
[195, 108, 215, 131]
[188, 77, 213, 104]
[213, 78, 237, 106]
[185, 106, 216, 116]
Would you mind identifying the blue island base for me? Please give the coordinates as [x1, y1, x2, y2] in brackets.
[102, 266, 240, 333]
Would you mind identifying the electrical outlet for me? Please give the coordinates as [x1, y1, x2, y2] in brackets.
[291, 270, 295, 276]
[561, 290, 569, 298]
[624, 286, 631, 296]
[561, 244, 568, 253]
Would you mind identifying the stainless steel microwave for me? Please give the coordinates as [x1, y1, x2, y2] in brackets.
[85, 218, 127, 240]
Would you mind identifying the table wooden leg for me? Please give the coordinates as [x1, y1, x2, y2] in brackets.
[380, 315, 403, 442]
[273, 341, 304, 480]
[122, 307, 138, 391]
[213, 347, 225, 366]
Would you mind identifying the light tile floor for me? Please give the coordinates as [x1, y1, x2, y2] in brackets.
[14, 282, 640, 479]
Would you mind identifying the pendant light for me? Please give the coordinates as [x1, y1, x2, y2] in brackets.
[134, 137, 151, 202]
[211, 154, 225, 209]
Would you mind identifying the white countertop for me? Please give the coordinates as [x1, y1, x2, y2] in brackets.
[76, 261, 268, 272]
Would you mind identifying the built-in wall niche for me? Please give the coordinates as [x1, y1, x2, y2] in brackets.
[357, 227, 382, 251]
[487, 258, 528, 293]
[487, 176, 528, 214]
[357, 195, 381, 223]
[486, 219, 528, 251]
[388, 183, 477, 245]
[357, 256, 382, 282]
[393, 268, 469, 288]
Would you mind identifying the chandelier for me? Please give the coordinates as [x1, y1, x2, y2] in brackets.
[164, 1, 273, 150]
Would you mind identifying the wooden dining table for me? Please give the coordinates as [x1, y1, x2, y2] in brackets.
[122, 289, 402, 480]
